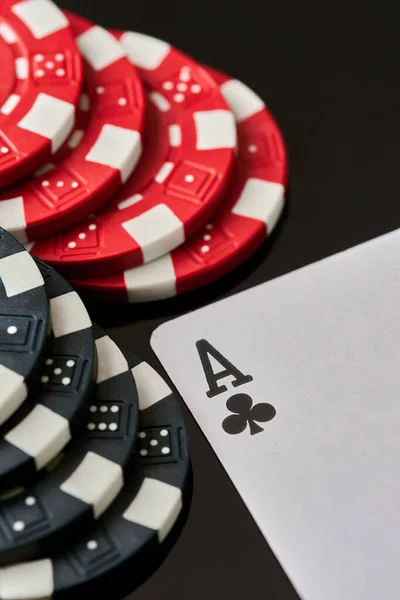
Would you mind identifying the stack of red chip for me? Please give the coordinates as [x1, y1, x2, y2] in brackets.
[0, 3, 287, 303]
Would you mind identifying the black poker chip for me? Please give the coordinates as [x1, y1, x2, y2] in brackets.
[0, 227, 50, 427]
[0, 326, 139, 566]
[0, 347, 192, 599]
[0, 260, 97, 491]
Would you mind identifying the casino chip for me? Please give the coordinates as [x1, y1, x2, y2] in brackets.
[30, 28, 237, 279]
[71, 68, 287, 302]
[0, 13, 145, 243]
[0, 259, 96, 491]
[0, 227, 49, 426]
[0, 348, 192, 600]
[0, 0, 82, 188]
[0, 326, 138, 565]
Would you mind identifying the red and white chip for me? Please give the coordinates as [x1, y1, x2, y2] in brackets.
[0, 0, 82, 188]
[71, 67, 288, 302]
[0, 12, 145, 242]
[30, 30, 237, 278]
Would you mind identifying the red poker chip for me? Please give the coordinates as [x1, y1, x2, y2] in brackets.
[30, 29, 237, 278]
[71, 67, 288, 302]
[0, 0, 82, 188]
[0, 12, 145, 242]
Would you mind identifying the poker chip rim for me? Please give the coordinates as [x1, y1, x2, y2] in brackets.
[0, 12, 145, 242]
[0, 347, 192, 600]
[0, 227, 50, 426]
[72, 66, 288, 302]
[0, 0, 82, 188]
[0, 326, 139, 565]
[0, 258, 97, 491]
[31, 26, 236, 279]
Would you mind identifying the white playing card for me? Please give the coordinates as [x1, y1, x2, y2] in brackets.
[151, 228, 400, 600]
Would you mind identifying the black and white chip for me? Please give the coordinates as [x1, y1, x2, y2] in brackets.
[0, 348, 192, 599]
[0, 327, 138, 566]
[0, 228, 50, 427]
[0, 260, 97, 491]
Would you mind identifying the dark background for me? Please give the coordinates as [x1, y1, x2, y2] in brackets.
[61, 2, 400, 598]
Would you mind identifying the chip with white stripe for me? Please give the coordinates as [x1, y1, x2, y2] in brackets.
[0, 0, 82, 188]
[0, 11, 145, 243]
[71, 67, 288, 302]
[0, 228, 50, 427]
[0, 325, 138, 565]
[0, 259, 96, 491]
[30, 28, 236, 280]
[0, 348, 191, 599]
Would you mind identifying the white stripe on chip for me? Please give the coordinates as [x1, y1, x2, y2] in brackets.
[0, 251, 43, 296]
[155, 162, 174, 184]
[85, 125, 142, 183]
[149, 92, 170, 112]
[95, 335, 128, 383]
[0, 559, 54, 599]
[60, 451, 124, 518]
[11, 0, 68, 39]
[132, 361, 172, 411]
[0, 22, 17, 43]
[1, 94, 21, 115]
[0, 365, 27, 427]
[50, 291, 91, 338]
[77, 25, 125, 71]
[123, 477, 182, 542]
[0, 198, 27, 236]
[232, 179, 285, 231]
[120, 31, 170, 70]
[17, 93, 75, 154]
[194, 110, 237, 150]
[5, 405, 70, 469]
[124, 253, 177, 302]
[220, 79, 265, 122]
[15, 57, 28, 80]
[169, 125, 182, 147]
[122, 204, 184, 264]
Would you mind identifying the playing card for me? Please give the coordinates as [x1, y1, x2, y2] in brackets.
[151, 228, 400, 600]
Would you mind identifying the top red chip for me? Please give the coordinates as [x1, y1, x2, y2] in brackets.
[30, 29, 236, 279]
[0, 0, 82, 188]
[0, 12, 145, 242]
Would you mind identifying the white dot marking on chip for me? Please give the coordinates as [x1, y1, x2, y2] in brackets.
[13, 521, 25, 532]
[87, 540, 98, 550]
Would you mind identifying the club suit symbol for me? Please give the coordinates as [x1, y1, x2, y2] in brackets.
[222, 393, 276, 435]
